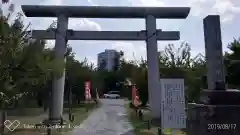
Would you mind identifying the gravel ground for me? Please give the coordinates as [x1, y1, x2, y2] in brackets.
[71, 99, 134, 135]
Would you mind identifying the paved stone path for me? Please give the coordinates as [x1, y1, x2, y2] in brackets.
[71, 99, 134, 135]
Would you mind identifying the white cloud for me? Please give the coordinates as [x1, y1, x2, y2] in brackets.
[111, 42, 146, 61]
[212, 0, 233, 14]
[69, 18, 101, 31]
[211, 0, 240, 22]
[128, 0, 240, 23]
[41, 0, 62, 5]
[128, 0, 165, 6]
[189, 0, 240, 23]
[190, 4, 203, 17]
[87, 0, 99, 6]
[221, 14, 234, 23]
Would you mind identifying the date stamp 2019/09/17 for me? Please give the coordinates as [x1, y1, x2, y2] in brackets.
[208, 124, 237, 130]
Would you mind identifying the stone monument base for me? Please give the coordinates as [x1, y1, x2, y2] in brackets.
[187, 104, 240, 135]
[187, 89, 240, 135]
[201, 89, 240, 105]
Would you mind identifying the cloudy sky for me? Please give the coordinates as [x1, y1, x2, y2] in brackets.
[2, 0, 240, 65]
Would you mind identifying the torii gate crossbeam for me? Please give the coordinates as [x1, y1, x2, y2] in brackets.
[31, 30, 180, 40]
[22, 5, 190, 125]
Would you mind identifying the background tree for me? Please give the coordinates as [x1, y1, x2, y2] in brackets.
[225, 38, 240, 88]
[0, 12, 64, 134]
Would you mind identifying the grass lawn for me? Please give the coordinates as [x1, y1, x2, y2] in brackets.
[124, 103, 185, 135]
[3, 103, 98, 135]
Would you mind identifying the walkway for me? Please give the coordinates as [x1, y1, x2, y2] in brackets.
[71, 99, 134, 135]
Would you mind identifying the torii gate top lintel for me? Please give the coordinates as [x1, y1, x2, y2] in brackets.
[21, 5, 190, 18]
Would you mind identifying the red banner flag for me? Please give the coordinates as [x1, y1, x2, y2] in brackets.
[132, 85, 140, 107]
[85, 81, 91, 100]
[132, 85, 136, 104]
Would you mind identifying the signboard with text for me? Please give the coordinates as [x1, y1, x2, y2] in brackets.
[160, 78, 186, 129]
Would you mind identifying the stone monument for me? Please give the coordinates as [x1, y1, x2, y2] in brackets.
[187, 15, 240, 135]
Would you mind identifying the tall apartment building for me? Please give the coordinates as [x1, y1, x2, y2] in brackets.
[97, 49, 121, 71]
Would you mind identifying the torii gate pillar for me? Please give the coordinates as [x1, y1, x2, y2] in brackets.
[49, 14, 68, 122]
[145, 15, 160, 118]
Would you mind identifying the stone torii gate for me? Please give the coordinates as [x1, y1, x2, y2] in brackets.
[21, 5, 190, 123]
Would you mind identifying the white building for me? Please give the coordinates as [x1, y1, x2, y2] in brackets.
[97, 49, 120, 71]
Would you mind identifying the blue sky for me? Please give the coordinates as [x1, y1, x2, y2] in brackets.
[2, 0, 240, 65]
